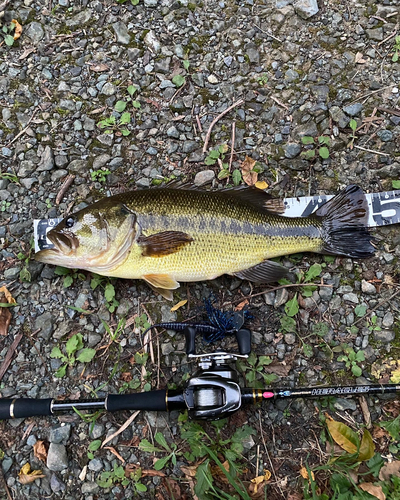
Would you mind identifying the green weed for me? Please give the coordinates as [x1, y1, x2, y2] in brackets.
[55, 266, 86, 288]
[337, 346, 365, 377]
[236, 352, 277, 388]
[301, 135, 331, 160]
[91, 168, 111, 183]
[392, 35, 400, 62]
[97, 85, 140, 136]
[204, 144, 242, 186]
[50, 333, 96, 378]
[347, 119, 358, 149]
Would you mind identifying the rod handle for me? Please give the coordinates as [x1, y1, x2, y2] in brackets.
[0, 398, 53, 420]
[107, 390, 169, 412]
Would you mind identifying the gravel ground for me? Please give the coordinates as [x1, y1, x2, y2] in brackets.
[0, 0, 399, 498]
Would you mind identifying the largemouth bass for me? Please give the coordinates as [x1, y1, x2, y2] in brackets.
[35, 185, 374, 300]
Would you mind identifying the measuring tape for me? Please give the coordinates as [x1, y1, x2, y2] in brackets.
[33, 190, 400, 253]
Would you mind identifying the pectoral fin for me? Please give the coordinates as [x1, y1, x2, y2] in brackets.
[139, 231, 193, 257]
[143, 273, 180, 301]
[234, 260, 288, 283]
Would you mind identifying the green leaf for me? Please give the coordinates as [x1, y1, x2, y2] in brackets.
[19, 267, 31, 283]
[301, 136, 315, 145]
[208, 149, 220, 159]
[304, 263, 322, 282]
[392, 52, 399, 62]
[66, 333, 83, 356]
[76, 348, 96, 363]
[115, 100, 127, 112]
[285, 293, 299, 317]
[4, 34, 14, 46]
[318, 136, 330, 146]
[183, 59, 190, 70]
[127, 85, 137, 96]
[392, 180, 400, 189]
[139, 439, 162, 453]
[172, 74, 185, 87]
[280, 315, 296, 333]
[135, 483, 147, 492]
[104, 282, 115, 303]
[318, 146, 330, 159]
[88, 440, 102, 451]
[380, 415, 400, 440]
[302, 149, 316, 160]
[119, 112, 131, 125]
[355, 350, 365, 362]
[232, 169, 242, 186]
[121, 129, 130, 136]
[154, 455, 171, 470]
[303, 343, 313, 357]
[366, 453, 384, 477]
[326, 419, 360, 454]
[50, 346, 64, 359]
[55, 364, 67, 378]
[154, 432, 171, 452]
[218, 144, 229, 154]
[354, 304, 367, 317]
[194, 460, 213, 498]
[349, 119, 357, 131]
[132, 100, 141, 109]
[63, 275, 74, 288]
[217, 169, 229, 180]
[204, 157, 216, 165]
[358, 429, 375, 461]
[258, 356, 272, 367]
[351, 364, 362, 377]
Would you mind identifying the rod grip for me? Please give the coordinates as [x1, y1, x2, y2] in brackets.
[107, 390, 168, 412]
[0, 398, 53, 420]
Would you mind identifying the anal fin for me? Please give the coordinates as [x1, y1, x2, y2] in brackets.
[234, 260, 288, 283]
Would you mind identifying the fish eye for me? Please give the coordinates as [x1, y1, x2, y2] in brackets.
[65, 217, 75, 229]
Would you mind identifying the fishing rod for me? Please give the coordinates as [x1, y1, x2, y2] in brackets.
[0, 324, 399, 421]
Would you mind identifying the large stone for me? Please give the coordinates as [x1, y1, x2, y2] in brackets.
[37, 146, 55, 171]
[294, 0, 319, 19]
[47, 443, 68, 472]
[194, 170, 215, 186]
[112, 21, 131, 45]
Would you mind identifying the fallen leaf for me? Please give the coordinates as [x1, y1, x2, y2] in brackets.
[379, 460, 400, 481]
[255, 180, 268, 190]
[359, 483, 386, 500]
[163, 477, 181, 498]
[180, 464, 198, 478]
[240, 155, 258, 186]
[211, 460, 230, 484]
[89, 63, 109, 72]
[326, 419, 359, 454]
[0, 287, 15, 336]
[19, 463, 46, 484]
[235, 299, 249, 311]
[358, 429, 375, 461]
[19, 47, 36, 60]
[11, 19, 22, 40]
[33, 440, 48, 462]
[355, 52, 367, 64]
[170, 299, 187, 312]
[264, 359, 292, 377]
[300, 466, 315, 482]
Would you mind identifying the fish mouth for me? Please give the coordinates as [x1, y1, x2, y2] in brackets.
[47, 229, 80, 255]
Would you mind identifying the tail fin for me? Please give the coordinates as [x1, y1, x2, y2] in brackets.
[314, 185, 375, 259]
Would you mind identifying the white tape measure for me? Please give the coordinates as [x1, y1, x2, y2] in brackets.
[33, 190, 400, 253]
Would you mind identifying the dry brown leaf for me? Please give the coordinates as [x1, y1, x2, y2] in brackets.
[19, 463, 46, 484]
[0, 287, 16, 304]
[287, 493, 303, 500]
[89, 63, 109, 72]
[211, 460, 230, 484]
[235, 299, 249, 311]
[11, 19, 22, 40]
[379, 460, 400, 481]
[170, 299, 187, 312]
[355, 52, 367, 64]
[163, 477, 182, 498]
[180, 464, 198, 478]
[33, 440, 48, 462]
[264, 359, 292, 377]
[300, 466, 315, 482]
[255, 180, 268, 190]
[359, 483, 386, 500]
[0, 287, 14, 337]
[240, 156, 258, 186]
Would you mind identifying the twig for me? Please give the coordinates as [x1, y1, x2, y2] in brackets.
[202, 99, 244, 153]
[101, 410, 140, 448]
[0, 333, 23, 382]
[377, 23, 399, 46]
[4, 108, 39, 148]
[354, 145, 390, 156]
[378, 107, 400, 117]
[353, 288, 400, 327]
[232, 282, 333, 304]
[350, 85, 394, 103]
[258, 411, 285, 498]
[270, 95, 289, 110]
[254, 24, 282, 43]
[56, 174, 75, 205]
[195, 115, 203, 133]
[359, 396, 372, 429]
[228, 122, 236, 173]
